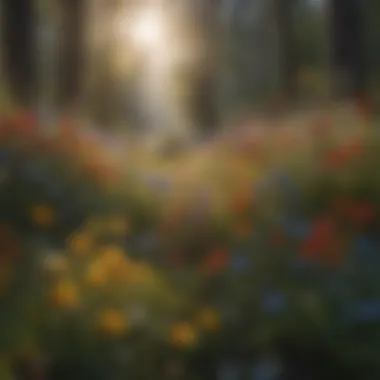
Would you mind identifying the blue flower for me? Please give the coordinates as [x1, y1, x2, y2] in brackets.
[354, 236, 377, 260]
[261, 292, 287, 314]
[351, 300, 380, 323]
[231, 252, 250, 273]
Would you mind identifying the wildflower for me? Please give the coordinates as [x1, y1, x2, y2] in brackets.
[50, 281, 79, 308]
[85, 261, 107, 287]
[31, 205, 55, 227]
[196, 308, 220, 332]
[202, 248, 229, 275]
[67, 232, 93, 256]
[347, 201, 375, 228]
[170, 322, 197, 348]
[98, 309, 128, 336]
[100, 245, 127, 271]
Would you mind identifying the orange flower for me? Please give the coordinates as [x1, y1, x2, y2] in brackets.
[345, 139, 363, 159]
[50, 281, 79, 308]
[98, 309, 128, 336]
[323, 148, 350, 170]
[170, 323, 197, 348]
[231, 191, 254, 214]
[68, 232, 93, 256]
[32, 205, 55, 227]
[100, 245, 126, 270]
[85, 262, 107, 287]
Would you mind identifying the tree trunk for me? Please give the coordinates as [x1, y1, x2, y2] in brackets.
[36, 0, 61, 131]
[275, 0, 295, 103]
[189, 0, 220, 136]
[331, 0, 368, 99]
[0, 0, 13, 114]
[57, 0, 85, 112]
[3, 0, 36, 108]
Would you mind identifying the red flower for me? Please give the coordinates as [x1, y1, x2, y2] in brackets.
[331, 197, 353, 218]
[202, 248, 228, 274]
[311, 216, 337, 241]
[300, 238, 322, 261]
[231, 192, 254, 214]
[347, 202, 376, 228]
[300, 234, 343, 267]
[345, 139, 363, 158]
[12, 112, 37, 137]
[299, 216, 343, 267]
[323, 148, 349, 169]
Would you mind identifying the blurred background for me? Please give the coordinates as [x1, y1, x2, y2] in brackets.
[1, 1, 380, 379]
[1, 0, 379, 134]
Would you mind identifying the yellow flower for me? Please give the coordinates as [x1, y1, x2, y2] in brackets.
[100, 245, 126, 269]
[98, 309, 128, 336]
[106, 216, 130, 235]
[31, 205, 55, 227]
[196, 308, 220, 332]
[68, 232, 93, 256]
[85, 261, 107, 287]
[170, 323, 197, 348]
[127, 263, 155, 286]
[50, 281, 79, 308]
